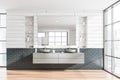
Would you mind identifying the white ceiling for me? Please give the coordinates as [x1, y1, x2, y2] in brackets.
[0, 0, 118, 13]
[38, 16, 76, 30]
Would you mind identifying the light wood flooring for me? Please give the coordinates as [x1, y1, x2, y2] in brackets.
[0, 68, 119, 80]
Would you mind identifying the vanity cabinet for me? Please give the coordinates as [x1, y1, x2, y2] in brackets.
[59, 53, 84, 64]
[33, 53, 58, 59]
[33, 53, 84, 64]
[33, 53, 58, 64]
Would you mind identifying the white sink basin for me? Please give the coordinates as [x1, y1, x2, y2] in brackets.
[41, 49, 51, 53]
[65, 49, 76, 53]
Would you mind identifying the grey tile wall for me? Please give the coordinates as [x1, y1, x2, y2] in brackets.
[7, 48, 103, 70]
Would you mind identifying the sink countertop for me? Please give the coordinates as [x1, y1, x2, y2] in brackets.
[33, 52, 83, 54]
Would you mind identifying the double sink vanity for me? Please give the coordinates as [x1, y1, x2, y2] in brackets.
[30, 15, 85, 64]
[33, 48, 84, 64]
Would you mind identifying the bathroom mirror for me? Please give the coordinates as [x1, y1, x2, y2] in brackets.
[37, 15, 76, 47]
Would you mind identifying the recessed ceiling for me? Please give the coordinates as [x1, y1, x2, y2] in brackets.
[0, 0, 118, 13]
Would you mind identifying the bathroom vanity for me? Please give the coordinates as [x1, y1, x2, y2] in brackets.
[7, 10, 103, 70]
[33, 53, 84, 64]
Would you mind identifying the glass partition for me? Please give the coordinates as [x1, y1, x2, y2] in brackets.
[104, 1, 120, 77]
[105, 8, 112, 25]
[113, 3, 120, 22]
[0, 14, 6, 67]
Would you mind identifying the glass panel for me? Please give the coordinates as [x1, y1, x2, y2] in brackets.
[48, 31, 68, 46]
[55, 37, 61, 42]
[105, 41, 111, 56]
[105, 25, 111, 40]
[62, 37, 67, 42]
[55, 32, 61, 36]
[105, 8, 112, 25]
[49, 43, 54, 45]
[0, 42, 6, 53]
[0, 54, 6, 66]
[113, 3, 120, 22]
[62, 43, 67, 46]
[55, 43, 61, 45]
[105, 56, 112, 72]
[114, 58, 120, 76]
[0, 28, 6, 40]
[49, 32, 54, 36]
[0, 15, 6, 27]
[38, 33, 45, 37]
[104, 1, 120, 77]
[113, 22, 120, 40]
[62, 32, 67, 36]
[49, 37, 54, 42]
[113, 41, 120, 57]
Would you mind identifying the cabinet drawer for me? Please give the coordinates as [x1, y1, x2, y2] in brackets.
[59, 53, 84, 59]
[33, 59, 58, 64]
[59, 59, 84, 64]
[33, 53, 58, 59]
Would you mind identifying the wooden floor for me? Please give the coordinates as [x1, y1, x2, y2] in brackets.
[0, 68, 119, 80]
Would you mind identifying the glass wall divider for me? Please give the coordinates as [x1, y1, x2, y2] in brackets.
[0, 14, 6, 67]
[104, 0, 120, 77]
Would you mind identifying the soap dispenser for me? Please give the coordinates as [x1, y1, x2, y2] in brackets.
[77, 47, 79, 53]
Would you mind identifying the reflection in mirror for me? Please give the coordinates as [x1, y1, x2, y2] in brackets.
[37, 16, 76, 46]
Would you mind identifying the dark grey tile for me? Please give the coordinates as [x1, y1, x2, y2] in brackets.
[7, 48, 103, 70]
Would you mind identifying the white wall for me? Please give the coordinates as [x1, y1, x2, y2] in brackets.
[7, 10, 103, 48]
[7, 10, 37, 48]
[7, 15, 26, 48]
[86, 15, 103, 48]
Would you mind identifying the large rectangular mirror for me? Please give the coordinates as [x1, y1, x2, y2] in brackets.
[37, 15, 76, 46]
